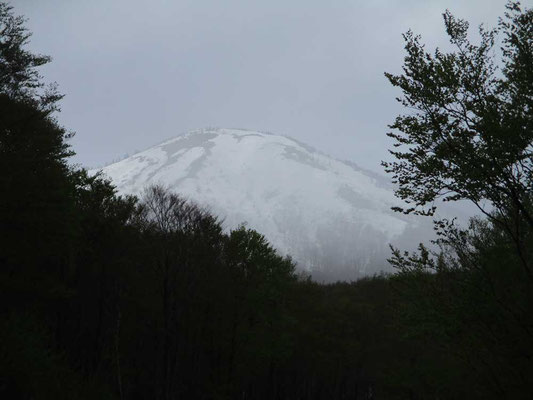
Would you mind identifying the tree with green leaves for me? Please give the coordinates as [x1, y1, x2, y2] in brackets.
[383, 2, 532, 275]
[384, 3, 533, 397]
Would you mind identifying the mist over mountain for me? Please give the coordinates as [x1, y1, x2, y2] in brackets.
[97, 128, 434, 280]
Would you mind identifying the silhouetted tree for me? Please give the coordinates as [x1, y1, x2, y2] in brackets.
[385, 3, 533, 397]
[0, 1, 74, 279]
[383, 2, 532, 274]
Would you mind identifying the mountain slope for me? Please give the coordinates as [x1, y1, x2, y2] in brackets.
[97, 128, 431, 279]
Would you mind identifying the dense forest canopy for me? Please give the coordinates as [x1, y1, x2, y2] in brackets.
[0, 1, 532, 399]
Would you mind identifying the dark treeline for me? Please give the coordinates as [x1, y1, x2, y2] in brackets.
[1, 2, 532, 399]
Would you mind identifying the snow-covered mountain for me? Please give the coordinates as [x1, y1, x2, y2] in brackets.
[96, 128, 433, 280]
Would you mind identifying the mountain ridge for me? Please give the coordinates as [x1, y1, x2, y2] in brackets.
[95, 127, 432, 280]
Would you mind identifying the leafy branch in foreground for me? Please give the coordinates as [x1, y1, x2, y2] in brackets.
[383, 1, 532, 276]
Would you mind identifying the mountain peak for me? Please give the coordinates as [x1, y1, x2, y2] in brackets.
[96, 128, 431, 280]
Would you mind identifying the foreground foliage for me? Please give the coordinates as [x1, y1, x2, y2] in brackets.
[384, 1, 533, 398]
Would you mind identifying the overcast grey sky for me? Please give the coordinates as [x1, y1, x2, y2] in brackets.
[13, 0, 521, 172]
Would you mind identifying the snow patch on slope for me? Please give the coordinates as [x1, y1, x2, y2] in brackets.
[96, 128, 431, 279]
